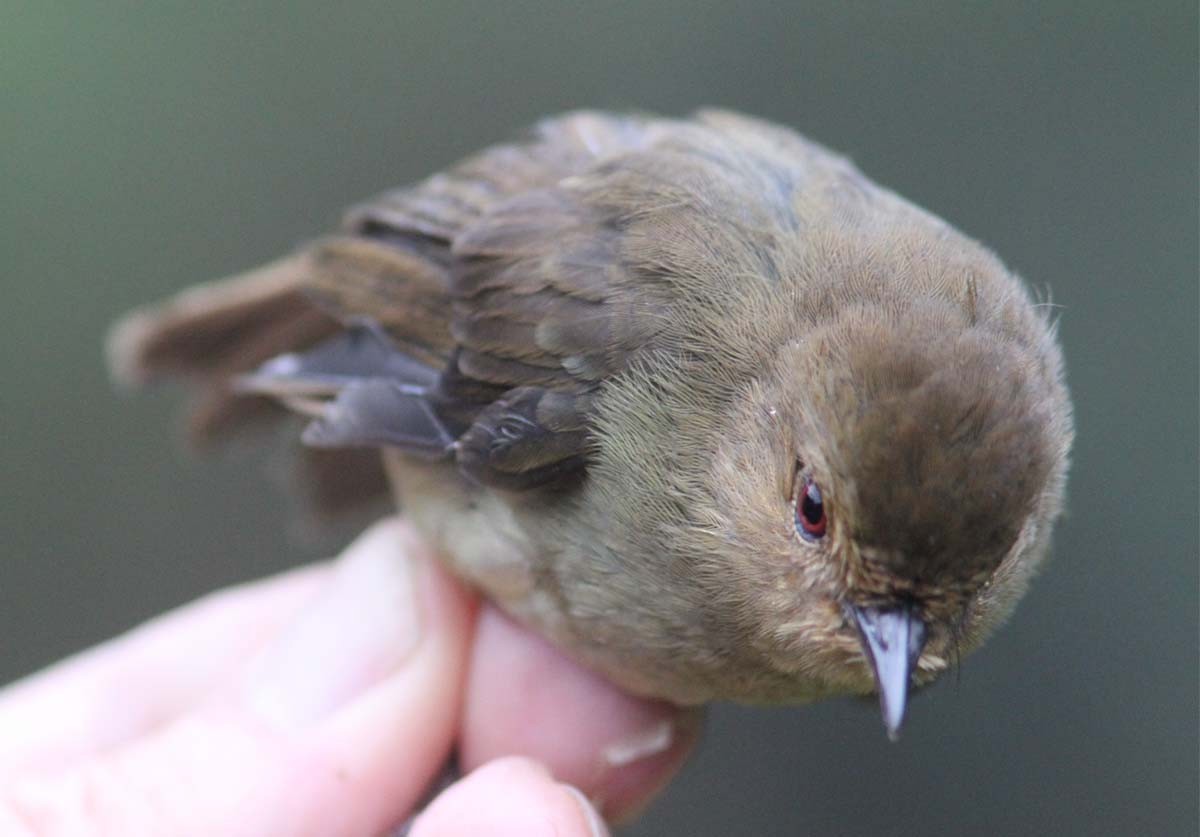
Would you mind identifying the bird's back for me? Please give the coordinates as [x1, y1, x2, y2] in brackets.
[109, 109, 892, 508]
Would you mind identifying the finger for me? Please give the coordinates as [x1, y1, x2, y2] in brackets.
[0, 562, 329, 780]
[459, 606, 704, 824]
[1, 518, 477, 837]
[410, 757, 608, 837]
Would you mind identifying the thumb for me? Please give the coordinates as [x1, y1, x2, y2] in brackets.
[1, 519, 475, 837]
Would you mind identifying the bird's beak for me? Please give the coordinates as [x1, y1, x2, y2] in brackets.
[850, 603, 929, 741]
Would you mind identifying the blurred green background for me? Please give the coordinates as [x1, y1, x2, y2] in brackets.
[2, 2, 1196, 834]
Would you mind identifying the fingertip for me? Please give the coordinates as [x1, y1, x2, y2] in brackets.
[410, 757, 607, 837]
[560, 784, 611, 837]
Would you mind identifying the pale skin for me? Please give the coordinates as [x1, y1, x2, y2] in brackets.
[0, 519, 701, 835]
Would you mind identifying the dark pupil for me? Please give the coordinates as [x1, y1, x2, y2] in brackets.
[801, 483, 823, 525]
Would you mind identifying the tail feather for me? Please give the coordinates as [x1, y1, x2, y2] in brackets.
[105, 254, 395, 516]
[108, 256, 329, 386]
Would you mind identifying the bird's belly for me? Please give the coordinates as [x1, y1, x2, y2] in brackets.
[382, 450, 571, 638]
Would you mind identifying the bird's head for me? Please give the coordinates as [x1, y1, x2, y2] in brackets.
[701, 296, 1072, 737]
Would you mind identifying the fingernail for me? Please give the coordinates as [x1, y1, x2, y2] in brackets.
[595, 708, 705, 824]
[564, 784, 611, 837]
[600, 718, 674, 768]
[245, 519, 421, 726]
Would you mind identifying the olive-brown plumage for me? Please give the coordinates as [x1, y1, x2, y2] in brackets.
[109, 109, 1073, 737]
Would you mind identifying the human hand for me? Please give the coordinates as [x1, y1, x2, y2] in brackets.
[0, 518, 702, 835]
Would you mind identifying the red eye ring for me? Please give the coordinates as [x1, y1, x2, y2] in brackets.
[795, 476, 827, 541]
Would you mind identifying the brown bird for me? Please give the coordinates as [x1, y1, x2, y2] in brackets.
[108, 109, 1073, 738]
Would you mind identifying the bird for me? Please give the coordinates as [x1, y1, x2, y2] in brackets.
[108, 109, 1073, 739]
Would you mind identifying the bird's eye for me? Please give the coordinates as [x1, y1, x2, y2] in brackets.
[795, 476, 827, 541]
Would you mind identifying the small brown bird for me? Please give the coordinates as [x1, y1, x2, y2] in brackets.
[109, 109, 1073, 738]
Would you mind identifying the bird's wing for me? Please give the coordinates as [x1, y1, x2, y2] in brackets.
[266, 111, 684, 489]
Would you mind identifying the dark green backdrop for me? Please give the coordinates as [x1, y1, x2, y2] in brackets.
[3, 3, 1196, 834]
